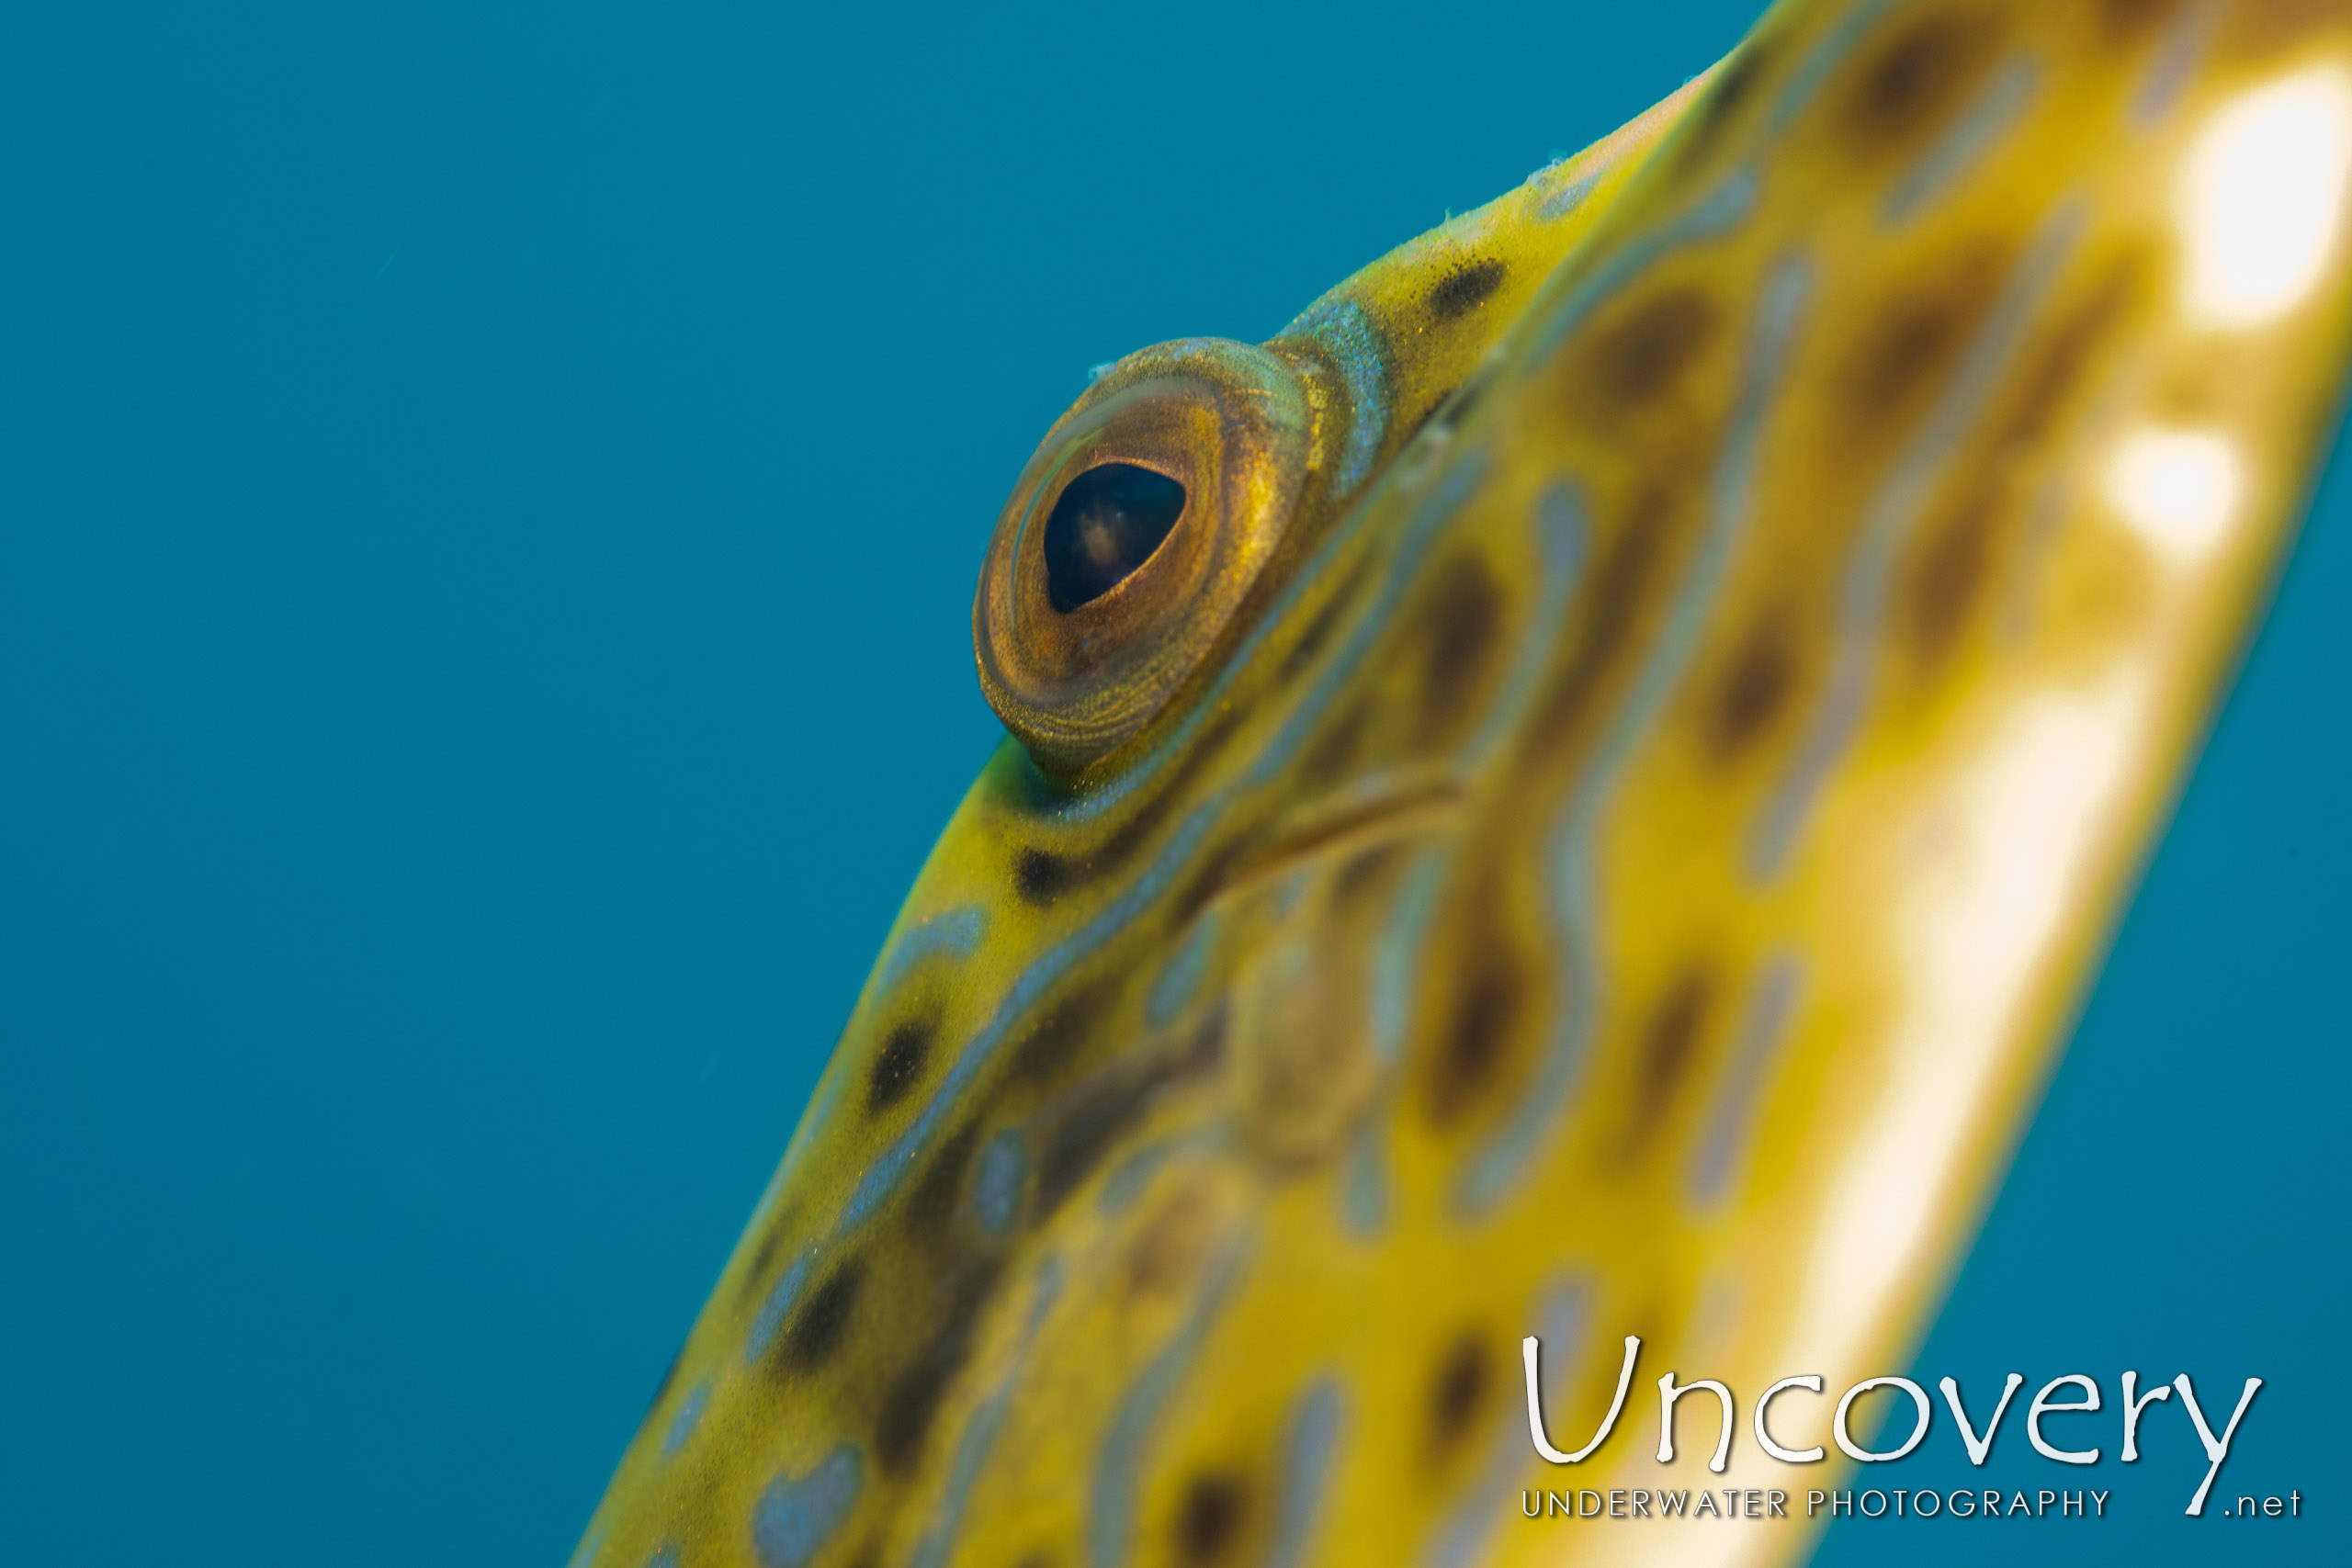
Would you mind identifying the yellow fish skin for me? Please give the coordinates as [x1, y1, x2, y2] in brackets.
[576, 4, 2352, 1568]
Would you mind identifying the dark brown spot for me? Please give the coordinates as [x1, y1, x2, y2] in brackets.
[778, 1260, 865, 1372]
[875, 1258, 1004, 1472]
[2223, 0, 2346, 56]
[866, 1019, 933, 1113]
[903, 1122, 983, 1235]
[1578, 288, 1721, 422]
[1429, 257, 1509, 321]
[1413, 555, 1505, 743]
[1332, 838, 1405, 909]
[1622, 965, 1713, 1156]
[2097, 0, 2186, 41]
[875, 1367, 952, 1469]
[1839, 246, 2009, 435]
[736, 1209, 798, 1309]
[1906, 497, 1996, 662]
[1014, 847, 1069, 905]
[1429, 1331, 1491, 1453]
[1902, 264, 2137, 669]
[1174, 1472, 1249, 1563]
[1680, 38, 1773, 171]
[1299, 699, 1368, 789]
[1008, 976, 1119, 1087]
[1993, 261, 2139, 446]
[1171, 837, 1254, 929]
[1428, 938, 1523, 1125]
[1837, 9, 2004, 150]
[1710, 611, 1797, 759]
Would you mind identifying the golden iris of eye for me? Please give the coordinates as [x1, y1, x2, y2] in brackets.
[1041, 463, 1188, 612]
[973, 339, 1311, 777]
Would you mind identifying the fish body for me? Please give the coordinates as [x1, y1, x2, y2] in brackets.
[579, 4, 2352, 1566]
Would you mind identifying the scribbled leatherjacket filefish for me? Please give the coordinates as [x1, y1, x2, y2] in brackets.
[575, 3, 2352, 1565]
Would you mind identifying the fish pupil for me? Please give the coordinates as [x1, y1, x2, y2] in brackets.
[1042, 462, 1186, 611]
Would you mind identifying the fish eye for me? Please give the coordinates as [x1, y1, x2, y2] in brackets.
[1041, 462, 1188, 612]
[974, 339, 1311, 776]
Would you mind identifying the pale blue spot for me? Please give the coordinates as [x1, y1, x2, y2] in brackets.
[1535, 168, 1604, 223]
[1371, 850, 1451, 1069]
[1268, 866, 1312, 919]
[877, 904, 988, 991]
[743, 1252, 814, 1363]
[1750, 205, 2083, 879]
[1531, 124, 1644, 220]
[662, 1377, 709, 1458]
[1146, 908, 1220, 1026]
[1266, 1380, 1345, 1568]
[567, 1525, 606, 1568]
[1340, 1121, 1391, 1237]
[2135, 0, 2217, 127]
[752, 1447, 863, 1568]
[1461, 482, 1588, 771]
[1884, 57, 2038, 226]
[1343, 845, 1451, 1239]
[1088, 1234, 1253, 1568]
[1102, 1140, 1179, 1218]
[642, 1548, 678, 1568]
[1690, 960, 1801, 1207]
[974, 1131, 1026, 1237]
[1460, 254, 1814, 1220]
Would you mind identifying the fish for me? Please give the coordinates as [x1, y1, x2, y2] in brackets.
[573, 2, 2352, 1565]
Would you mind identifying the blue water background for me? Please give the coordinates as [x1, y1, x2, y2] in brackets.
[0, 2, 2339, 1563]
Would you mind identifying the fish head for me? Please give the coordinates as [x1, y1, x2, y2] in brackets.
[576, 6, 2352, 1565]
